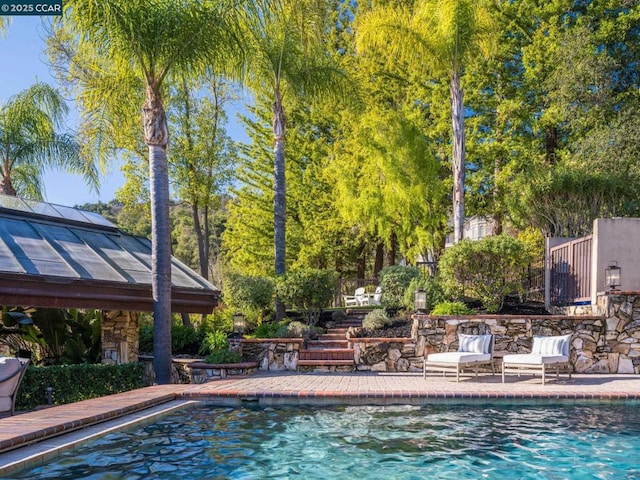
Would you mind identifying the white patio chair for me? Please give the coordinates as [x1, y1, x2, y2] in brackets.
[501, 334, 572, 385]
[369, 286, 383, 306]
[423, 334, 495, 382]
[343, 287, 366, 307]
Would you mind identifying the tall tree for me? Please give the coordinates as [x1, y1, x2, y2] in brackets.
[59, 0, 241, 384]
[356, 0, 496, 244]
[169, 75, 238, 280]
[240, 0, 346, 319]
[0, 83, 97, 199]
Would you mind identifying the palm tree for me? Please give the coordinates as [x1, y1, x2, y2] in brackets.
[0, 82, 97, 199]
[240, 0, 346, 320]
[59, 0, 241, 383]
[357, 0, 496, 244]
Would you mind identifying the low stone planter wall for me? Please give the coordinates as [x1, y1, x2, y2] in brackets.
[238, 338, 304, 371]
[139, 356, 199, 385]
[187, 361, 260, 383]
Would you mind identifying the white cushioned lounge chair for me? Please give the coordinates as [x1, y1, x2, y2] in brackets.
[423, 334, 494, 382]
[501, 334, 572, 385]
[0, 357, 29, 417]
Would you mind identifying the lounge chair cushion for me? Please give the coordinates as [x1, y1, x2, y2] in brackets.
[0, 358, 22, 397]
[458, 334, 492, 354]
[502, 353, 568, 365]
[427, 352, 492, 364]
[531, 334, 572, 357]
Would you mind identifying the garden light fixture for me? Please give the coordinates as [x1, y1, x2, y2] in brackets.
[233, 312, 246, 334]
[414, 289, 428, 313]
[605, 262, 622, 291]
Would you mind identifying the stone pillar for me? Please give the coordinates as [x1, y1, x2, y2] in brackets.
[101, 310, 140, 364]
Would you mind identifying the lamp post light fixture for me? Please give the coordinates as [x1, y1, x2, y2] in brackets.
[233, 312, 246, 334]
[605, 262, 622, 291]
[414, 288, 428, 313]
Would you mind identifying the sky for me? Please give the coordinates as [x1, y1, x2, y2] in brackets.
[0, 15, 249, 208]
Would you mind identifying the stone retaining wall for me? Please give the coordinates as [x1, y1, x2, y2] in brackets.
[412, 311, 639, 374]
[238, 338, 303, 371]
[348, 338, 419, 372]
[139, 293, 640, 382]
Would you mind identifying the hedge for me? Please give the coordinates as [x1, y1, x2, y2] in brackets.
[16, 363, 146, 411]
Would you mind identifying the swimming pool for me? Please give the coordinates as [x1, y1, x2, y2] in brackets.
[6, 403, 640, 479]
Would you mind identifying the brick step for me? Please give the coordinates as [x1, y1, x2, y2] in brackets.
[297, 359, 354, 367]
[300, 349, 354, 361]
[319, 333, 348, 340]
[327, 327, 349, 334]
[307, 340, 349, 349]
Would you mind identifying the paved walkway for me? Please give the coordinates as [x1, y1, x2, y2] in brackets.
[1, 371, 640, 471]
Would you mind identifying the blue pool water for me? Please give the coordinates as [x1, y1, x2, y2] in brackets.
[6, 404, 640, 479]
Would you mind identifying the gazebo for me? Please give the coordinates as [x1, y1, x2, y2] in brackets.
[0, 194, 220, 364]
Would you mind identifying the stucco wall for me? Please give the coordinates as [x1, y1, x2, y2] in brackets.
[591, 218, 640, 299]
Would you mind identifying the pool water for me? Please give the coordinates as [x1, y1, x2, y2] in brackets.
[7, 404, 640, 479]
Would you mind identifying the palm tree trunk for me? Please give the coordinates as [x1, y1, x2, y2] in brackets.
[450, 72, 466, 244]
[0, 173, 16, 196]
[143, 87, 172, 385]
[273, 89, 286, 321]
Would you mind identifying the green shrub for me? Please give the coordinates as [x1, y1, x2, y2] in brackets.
[171, 322, 202, 355]
[204, 349, 241, 364]
[274, 268, 337, 325]
[402, 274, 445, 312]
[199, 330, 229, 356]
[252, 322, 282, 338]
[138, 321, 203, 355]
[199, 308, 234, 337]
[438, 235, 533, 313]
[222, 273, 275, 328]
[16, 363, 145, 411]
[379, 266, 421, 308]
[138, 324, 154, 354]
[430, 301, 475, 315]
[276, 320, 317, 338]
[1, 308, 103, 365]
[362, 309, 393, 331]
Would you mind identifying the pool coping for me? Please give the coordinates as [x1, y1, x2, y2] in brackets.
[0, 399, 197, 476]
[0, 370, 639, 468]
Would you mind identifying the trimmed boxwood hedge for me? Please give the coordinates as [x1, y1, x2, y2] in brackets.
[16, 363, 146, 411]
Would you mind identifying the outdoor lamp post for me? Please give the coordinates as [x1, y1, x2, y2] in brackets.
[605, 262, 622, 291]
[233, 312, 246, 334]
[414, 289, 428, 313]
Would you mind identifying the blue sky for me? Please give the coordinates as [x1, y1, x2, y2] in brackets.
[0, 16, 249, 208]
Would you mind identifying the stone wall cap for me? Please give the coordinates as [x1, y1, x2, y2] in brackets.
[188, 361, 259, 369]
[348, 337, 413, 343]
[411, 314, 604, 320]
[239, 338, 305, 343]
